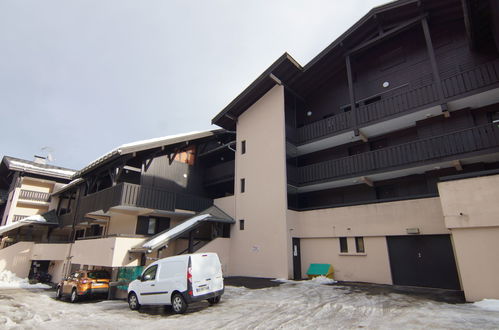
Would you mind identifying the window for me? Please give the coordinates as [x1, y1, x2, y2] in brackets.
[241, 140, 246, 154]
[240, 178, 245, 193]
[136, 216, 170, 235]
[355, 237, 365, 253]
[339, 237, 348, 253]
[239, 219, 245, 230]
[141, 265, 158, 281]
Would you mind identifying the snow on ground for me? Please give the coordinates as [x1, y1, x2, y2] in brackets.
[0, 271, 50, 290]
[473, 299, 499, 311]
[1, 281, 499, 329]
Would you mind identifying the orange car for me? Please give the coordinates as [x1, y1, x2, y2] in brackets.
[56, 270, 111, 303]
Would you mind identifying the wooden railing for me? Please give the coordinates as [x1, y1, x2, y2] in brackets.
[293, 60, 499, 145]
[297, 123, 499, 185]
[204, 161, 235, 185]
[19, 190, 50, 202]
[73, 183, 212, 220]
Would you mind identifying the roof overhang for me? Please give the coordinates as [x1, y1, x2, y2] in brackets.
[130, 206, 234, 253]
[0, 214, 58, 236]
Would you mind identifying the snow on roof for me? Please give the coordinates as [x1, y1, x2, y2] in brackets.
[52, 178, 85, 195]
[76, 130, 219, 177]
[143, 214, 211, 250]
[4, 157, 75, 180]
[0, 215, 52, 235]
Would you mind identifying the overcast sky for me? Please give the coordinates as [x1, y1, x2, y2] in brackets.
[0, 0, 388, 170]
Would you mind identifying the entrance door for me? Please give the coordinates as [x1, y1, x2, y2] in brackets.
[292, 238, 302, 280]
[386, 235, 461, 290]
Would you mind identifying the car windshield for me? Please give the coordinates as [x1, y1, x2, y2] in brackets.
[87, 271, 110, 279]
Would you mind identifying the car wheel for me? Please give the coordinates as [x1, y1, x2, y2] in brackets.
[55, 286, 62, 300]
[128, 292, 140, 311]
[208, 296, 221, 305]
[171, 293, 188, 314]
[70, 288, 78, 303]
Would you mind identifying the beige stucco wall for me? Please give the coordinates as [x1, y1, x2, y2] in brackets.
[197, 238, 231, 275]
[229, 85, 291, 278]
[72, 237, 145, 267]
[439, 174, 499, 229]
[107, 211, 139, 236]
[0, 241, 34, 278]
[438, 175, 499, 301]
[31, 243, 70, 261]
[289, 197, 449, 284]
[450, 227, 499, 301]
[20, 179, 53, 193]
[293, 197, 448, 238]
[214, 196, 235, 218]
[12, 204, 49, 218]
[300, 237, 392, 284]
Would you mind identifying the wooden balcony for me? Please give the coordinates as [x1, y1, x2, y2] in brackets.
[12, 215, 29, 222]
[293, 123, 499, 186]
[294, 60, 499, 145]
[18, 189, 51, 203]
[59, 183, 213, 226]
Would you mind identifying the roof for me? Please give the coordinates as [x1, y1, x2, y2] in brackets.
[0, 214, 58, 236]
[75, 129, 227, 177]
[1, 156, 76, 180]
[211, 0, 463, 130]
[135, 205, 234, 252]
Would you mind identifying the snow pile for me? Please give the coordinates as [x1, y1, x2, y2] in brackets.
[274, 276, 337, 285]
[0, 270, 50, 289]
[309, 275, 337, 285]
[473, 299, 499, 311]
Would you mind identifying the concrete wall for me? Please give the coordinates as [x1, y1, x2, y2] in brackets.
[72, 237, 145, 268]
[229, 85, 291, 278]
[438, 174, 499, 301]
[0, 241, 34, 278]
[20, 179, 53, 193]
[31, 243, 70, 261]
[289, 197, 449, 284]
[300, 237, 392, 284]
[214, 196, 235, 218]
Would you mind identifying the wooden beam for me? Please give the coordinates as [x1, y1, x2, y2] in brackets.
[360, 176, 374, 187]
[421, 16, 446, 107]
[345, 55, 359, 135]
[453, 160, 463, 171]
[348, 15, 426, 55]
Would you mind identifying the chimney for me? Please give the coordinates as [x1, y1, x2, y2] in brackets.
[33, 155, 47, 165]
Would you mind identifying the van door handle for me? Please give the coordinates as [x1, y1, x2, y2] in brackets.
[151, 284, 155, 286]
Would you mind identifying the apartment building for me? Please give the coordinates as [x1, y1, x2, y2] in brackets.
[211, 0, 499, 302]
[1, 0, 498, 303]
[0, 130, 235, 286]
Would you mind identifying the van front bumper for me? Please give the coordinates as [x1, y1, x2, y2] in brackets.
[184, 288, 224, 303]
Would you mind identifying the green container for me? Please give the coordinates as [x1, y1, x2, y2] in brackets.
[306, 263, 334, 279]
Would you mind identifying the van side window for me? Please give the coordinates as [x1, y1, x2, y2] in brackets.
[142, 265, 158, 281]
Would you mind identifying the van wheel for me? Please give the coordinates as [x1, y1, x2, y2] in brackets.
[55, 286, 62, 300]
[70, 289, 78, 303]
[171, 293, 188, 314]
[128, 292, 140, 310]
[208, 296, 221, 305]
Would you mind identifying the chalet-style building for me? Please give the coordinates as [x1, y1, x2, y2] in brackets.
[1, 0, 498, 303]
[211, 0, 499, 302]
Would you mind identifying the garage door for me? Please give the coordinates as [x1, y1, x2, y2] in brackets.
[386, 235, 461, 290]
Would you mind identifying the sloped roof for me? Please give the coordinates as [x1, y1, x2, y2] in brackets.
[75, 130, 226, 177]
[1, 156, 75, 180]
[134, 205, 234, 252]
[0, 213, 58, 236]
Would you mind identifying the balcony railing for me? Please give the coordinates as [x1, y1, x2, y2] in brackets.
[19, 190, 51, 202]
[204, 161, 235, 185]
[70, 183, 212, 221]
[294, 123, 499, 185]
[12, 215, 29, 222]
[293, 60, 499, 145]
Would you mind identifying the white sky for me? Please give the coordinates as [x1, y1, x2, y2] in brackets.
[0, 0, 388, 170]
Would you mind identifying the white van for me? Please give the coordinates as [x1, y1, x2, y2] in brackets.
[127, 253, 224, 314]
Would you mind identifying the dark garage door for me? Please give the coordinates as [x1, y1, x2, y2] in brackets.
[386, 235, 461, 290]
